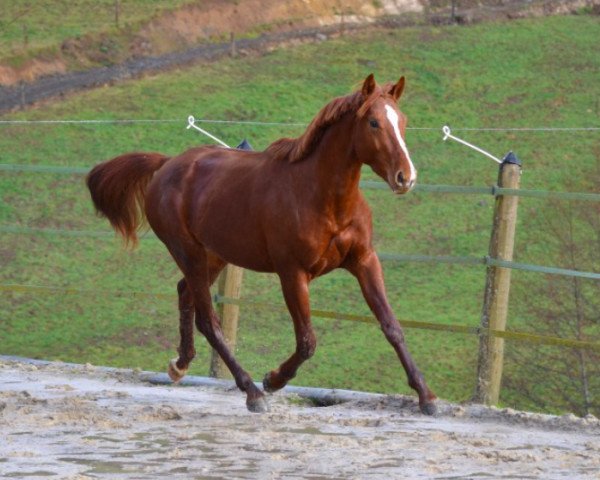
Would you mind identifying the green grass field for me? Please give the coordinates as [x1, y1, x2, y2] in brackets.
[1, 14, 599, 414]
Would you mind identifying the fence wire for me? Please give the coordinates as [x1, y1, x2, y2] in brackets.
[1, 118, 600, 131]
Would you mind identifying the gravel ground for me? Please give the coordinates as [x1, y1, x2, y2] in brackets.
[0, 357, 598, 479]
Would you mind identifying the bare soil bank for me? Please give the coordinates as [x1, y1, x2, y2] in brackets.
[1, 357, 598, 479]
[1, 0, 597, 113]
[0, 0, 421, 88]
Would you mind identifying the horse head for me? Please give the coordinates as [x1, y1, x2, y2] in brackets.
[354, 74, 417, 195]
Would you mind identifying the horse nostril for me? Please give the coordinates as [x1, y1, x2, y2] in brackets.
[396, 171, 405, 186]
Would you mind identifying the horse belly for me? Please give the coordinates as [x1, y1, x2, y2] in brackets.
[205, 233, 275, 273]
[192, 201, 275, 273]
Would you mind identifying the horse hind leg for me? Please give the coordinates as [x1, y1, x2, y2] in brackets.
[168, 256, 226, 383]
[181, 250, 267, 413]
[168, 278, 195, 383]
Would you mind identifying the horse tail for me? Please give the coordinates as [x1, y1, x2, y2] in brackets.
[86, 152, 169, 247]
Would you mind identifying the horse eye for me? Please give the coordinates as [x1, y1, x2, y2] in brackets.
[369, 119, 379, 129]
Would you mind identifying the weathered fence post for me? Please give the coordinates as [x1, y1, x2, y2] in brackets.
[19, 81, 26, 110]
[114, 0, 120, 29]
[474, 152, 522, 405]
[22, 24, 29, 48]
[229, 32, 236, 58]
[209, 264, 244, 378]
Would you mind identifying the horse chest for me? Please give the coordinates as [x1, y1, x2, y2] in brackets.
[307, 229, 353, 278]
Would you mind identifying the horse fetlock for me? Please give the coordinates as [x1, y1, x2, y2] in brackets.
[263, 371, 284, 393]
[298, 343, 316, 360]
[176, 346, 195, 361]
[412, 383, 437, 416]
[167, 358, 188, 383]
[408, 373, 428, 394]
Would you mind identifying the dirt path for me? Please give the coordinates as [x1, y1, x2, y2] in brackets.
[0, 357, 598, 479]
[0, 24, 355, 113]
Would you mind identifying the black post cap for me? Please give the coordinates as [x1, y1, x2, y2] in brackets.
[236, 139, 253, 151]
[502, 151, 521, 166]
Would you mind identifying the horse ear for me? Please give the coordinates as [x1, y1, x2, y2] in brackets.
[361, 73, 376, 98]
[389, 76, 406, 102]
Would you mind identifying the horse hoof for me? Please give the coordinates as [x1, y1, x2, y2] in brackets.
[167, 358, 187, 383]
[420, 401, 437, 416]
[247, 396, 269, 413]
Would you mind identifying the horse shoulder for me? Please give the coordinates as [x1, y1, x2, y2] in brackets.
[335, 195, 376, 266]
[350, 192, 374, 238]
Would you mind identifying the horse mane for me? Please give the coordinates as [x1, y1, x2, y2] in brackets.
[266, 84, 388, 163]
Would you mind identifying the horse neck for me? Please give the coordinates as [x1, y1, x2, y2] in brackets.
[308, 115, 362, 211]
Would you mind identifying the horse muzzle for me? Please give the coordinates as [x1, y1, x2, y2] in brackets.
[392, 170, 416, 194]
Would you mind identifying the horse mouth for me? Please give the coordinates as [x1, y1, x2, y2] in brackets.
[391, 184, 412, 195]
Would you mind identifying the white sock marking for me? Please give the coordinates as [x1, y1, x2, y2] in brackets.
[384, 104, 416, 182]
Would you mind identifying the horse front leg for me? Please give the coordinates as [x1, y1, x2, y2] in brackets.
[263, 270, 316, 393]
[347, 250, 437, 415]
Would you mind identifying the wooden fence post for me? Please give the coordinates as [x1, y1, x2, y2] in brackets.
[114, 0, 120, 29]
[474, 152, 522, 405]
[22, 24, 29, 48]
[209, 264, 244, 378]
[229, 32, 236, 58]
[208, 139, 252, 378]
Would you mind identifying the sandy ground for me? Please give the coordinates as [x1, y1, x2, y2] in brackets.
[0, 357, 599, 479]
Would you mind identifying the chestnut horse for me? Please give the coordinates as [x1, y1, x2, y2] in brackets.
[86, 74, 437, 415]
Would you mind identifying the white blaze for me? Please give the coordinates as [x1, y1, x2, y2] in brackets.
[384, 104, 416, 182]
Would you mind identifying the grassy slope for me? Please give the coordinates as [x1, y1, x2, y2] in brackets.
[1, 15, 599, 411]
[0, 0, 195, 67]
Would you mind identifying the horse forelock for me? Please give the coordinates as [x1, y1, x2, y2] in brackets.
[267, 85, 388, 163]
[357, 84, 389, 118]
